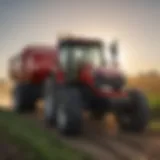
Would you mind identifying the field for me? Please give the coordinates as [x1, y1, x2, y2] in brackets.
[127, 76, 160, 118]
[1, 108, 160, 160]
[127, 76, 160, 105]
[0, 110, 91, 160]
[0, 76, 160, 114]
[0, 81, 12, 108]
[0, 77, 160, 160]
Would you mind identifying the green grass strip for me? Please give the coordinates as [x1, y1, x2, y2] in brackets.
[0, 110, 92, 160]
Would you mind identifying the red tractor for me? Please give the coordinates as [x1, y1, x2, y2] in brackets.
[9, 36, 150, 135]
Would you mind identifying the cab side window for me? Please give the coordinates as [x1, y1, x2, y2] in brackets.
[59, 47, 69, 70]
[71, 47, 83, 70]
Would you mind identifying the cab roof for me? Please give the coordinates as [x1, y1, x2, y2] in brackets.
[58, 37, 104, 46]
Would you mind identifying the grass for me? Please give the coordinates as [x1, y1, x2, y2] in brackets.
[127, 76, 160, 119]
[127, 76, 160, 109]
[147, 94, 160, 108]
[149, 121, 160, 130]
[0, 108, 160, 160]
[0, 110, 92, 160]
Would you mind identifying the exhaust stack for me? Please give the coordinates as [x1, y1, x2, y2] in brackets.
[110, 40, 119, 68]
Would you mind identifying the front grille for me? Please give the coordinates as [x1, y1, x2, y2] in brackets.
[94, 73, 126, 90]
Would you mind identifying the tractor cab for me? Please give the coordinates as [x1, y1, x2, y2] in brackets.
[57, 37, 106, 81]
[57, 36, 125, 90]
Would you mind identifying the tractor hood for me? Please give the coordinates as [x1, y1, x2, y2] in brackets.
[95, 67, 123, 77]
[94, 67, 126, 90]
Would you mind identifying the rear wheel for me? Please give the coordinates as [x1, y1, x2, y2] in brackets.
[119, 89, 150, 132]
[13, 83, 37, 113]
[56, 87, 83, 136]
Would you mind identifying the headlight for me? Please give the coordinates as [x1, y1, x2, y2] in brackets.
[100, 85, 113, 92]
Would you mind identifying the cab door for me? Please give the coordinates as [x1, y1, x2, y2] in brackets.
[59, 46, 84, 82]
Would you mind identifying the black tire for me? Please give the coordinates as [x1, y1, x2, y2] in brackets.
[119, 89, 150, 133]
[56, 87, 83, 136]
[44, 75, 57, 126]
[13, 83, 38, 113]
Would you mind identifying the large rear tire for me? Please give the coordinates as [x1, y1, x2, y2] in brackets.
[119, 89, 150, 133]
[56, 87, 83, 136]
[13, 83, 37, 113]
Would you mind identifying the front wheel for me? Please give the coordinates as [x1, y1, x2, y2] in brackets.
[44, 76, 57, 126]
[56, 87, 84, 136]
[119, 89, 150, 133]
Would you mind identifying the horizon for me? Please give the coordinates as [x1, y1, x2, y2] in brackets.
[0, 0, 160, 78]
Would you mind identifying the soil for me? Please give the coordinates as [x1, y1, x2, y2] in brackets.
[0, 138, 25, 160]
[25, 112, 160, 160]
[2, 108, 160, 160]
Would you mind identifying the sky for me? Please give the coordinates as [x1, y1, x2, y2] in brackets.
[0, 0, 160, 78]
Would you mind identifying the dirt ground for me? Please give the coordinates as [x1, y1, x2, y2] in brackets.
[23, 111, 160, 160]
[1, 83, 160, 160]
[0, 138, 25, 160]
[1, 112, 160, 160]
[1, 105, 160, 160]
[1, 107, 160, 160]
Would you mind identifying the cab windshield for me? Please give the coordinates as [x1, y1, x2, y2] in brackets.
[60, 44, 105, 68]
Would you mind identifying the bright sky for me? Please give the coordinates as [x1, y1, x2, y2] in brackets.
[0, 0, 160, 78]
